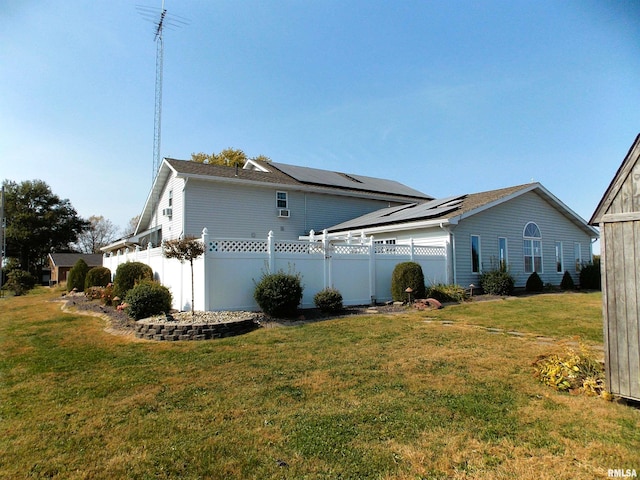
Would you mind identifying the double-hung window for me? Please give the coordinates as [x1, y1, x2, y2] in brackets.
[276, 191, 288, 209]
[523, 222, 542, 274]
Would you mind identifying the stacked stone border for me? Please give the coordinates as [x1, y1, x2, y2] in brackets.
[135, 318, 259, 341]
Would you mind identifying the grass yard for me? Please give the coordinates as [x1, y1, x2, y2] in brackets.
[1, 288, 638, 479]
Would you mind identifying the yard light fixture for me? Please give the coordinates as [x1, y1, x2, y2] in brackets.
[405, 287, 413, 304]
[469, 284, 475, 297]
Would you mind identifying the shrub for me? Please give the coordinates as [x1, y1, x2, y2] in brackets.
[67, 259, 89, 292]
[525, 272, 544, 293]
[425, 283, 467, 303]
[124, 280, 172, 320]
[113, 262, 153, 299]
[314, 287, 343, 313]
[479, 269, 515, 296]
[85, 266, 111, 289]
[4, 269, 37, 296]
[254, 269, 303, 318]
[579, 261, 601, 290]
[560, 270, 575, 290]
[391, 262, 425, 302]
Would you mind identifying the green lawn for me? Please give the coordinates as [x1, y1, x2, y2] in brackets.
[1, 288, 638, 479]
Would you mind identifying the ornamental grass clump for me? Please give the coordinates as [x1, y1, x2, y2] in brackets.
[425, 283, 467, 303]
[533, 344, 606, 397]
[254, 269, 303, 318]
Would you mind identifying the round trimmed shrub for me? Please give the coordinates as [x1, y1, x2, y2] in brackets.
[391, 262, 425, 302]
[254, 270, 303, 318]
[560, 270, 575, 290]
[124, 280, 172, 320]
[314, 287, 343, 313]
[479, 269, 514, 296]
[525, 272, 544, 293]
[85, 266, 111, 289]
[113, 262, 153, 298]
[67, 259, 89, 292]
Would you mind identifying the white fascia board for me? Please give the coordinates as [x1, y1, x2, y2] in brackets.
[137, 159, 178, 234]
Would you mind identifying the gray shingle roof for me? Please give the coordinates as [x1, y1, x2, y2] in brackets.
[48, 253, 103, 268]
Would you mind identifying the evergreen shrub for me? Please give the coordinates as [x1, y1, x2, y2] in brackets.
[67, 259, 89, 292]
[254, 270, 303, 318]
[391, 262, 425, 302]
[579, 261, 601, 290]
[314, 287, 343, 313]
[124, 280, 172, 320]
[85, 266, 111, 289]
[479, 269, 515, 296]
[113, 262, 153, 298]
[560, 270, 575, 290]
[525, 272, 544, 293]
[4, 269, 37, 296]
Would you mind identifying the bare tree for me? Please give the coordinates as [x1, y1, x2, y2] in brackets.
[123, 215, 141, 237]
[162, 236, 205, 316]
[76, 215, 119, 254]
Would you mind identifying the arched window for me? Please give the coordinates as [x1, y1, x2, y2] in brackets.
[523, 222, 542, 273]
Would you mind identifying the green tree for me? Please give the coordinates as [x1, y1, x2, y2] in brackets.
[190, 149, 271, 167]
[162, 237, 205, 316]
[2, 180, 88, 276]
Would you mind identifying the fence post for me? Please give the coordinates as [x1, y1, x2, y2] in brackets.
[323, 229, 330, 288]
[369, 235, 376, 305]
[202, 228, 210, 311]
[267, 230, 274, 273]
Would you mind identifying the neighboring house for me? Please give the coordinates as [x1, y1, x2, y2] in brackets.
[590, 133, 640, 402]
[48, 253, 104, 285]
[103, 158, 432, 252]
[323, 182, 599, 289]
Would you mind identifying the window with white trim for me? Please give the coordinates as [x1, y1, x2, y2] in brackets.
[276, 191, 288, 209]
[574, 242, 582, 272]
[523, 222, 542, 274]
[168, 190, 173, 207]
[555, 241, 563, 273]
[498, 237, 508, 271]
[471, 235, 481, 273]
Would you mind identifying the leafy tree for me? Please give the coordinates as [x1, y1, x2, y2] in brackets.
[2, 180, 88, 276]
[75, 215, 119, 253]
[162, 237, 205, 316]
[190, 148, 271, 167]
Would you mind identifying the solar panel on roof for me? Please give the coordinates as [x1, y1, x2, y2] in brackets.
[272, 162, 429, 198]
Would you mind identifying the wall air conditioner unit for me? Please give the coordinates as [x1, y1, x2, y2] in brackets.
[162, 208, 173, 217]
[278, 208, 290, 218]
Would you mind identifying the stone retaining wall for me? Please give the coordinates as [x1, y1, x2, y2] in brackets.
[135, 318, 260, 341]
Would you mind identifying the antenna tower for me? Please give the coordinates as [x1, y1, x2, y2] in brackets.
[137, 2, 187, 184]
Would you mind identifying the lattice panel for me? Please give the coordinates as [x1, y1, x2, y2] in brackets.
[333, 244, 369, 255]
[414, 246, 446, 256]
[208, 240, 267, 253]
[374, 244, 410, 255]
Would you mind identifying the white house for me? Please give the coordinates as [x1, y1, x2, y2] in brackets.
[103, 158, 432, 252]
[323, 182, 599, 288]
[103, 160, 598, 311]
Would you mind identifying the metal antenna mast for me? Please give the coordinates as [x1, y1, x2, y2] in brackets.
[137, 2, 188, 185]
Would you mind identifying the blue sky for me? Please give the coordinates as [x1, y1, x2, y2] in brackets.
[2, 1, 639, 249]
